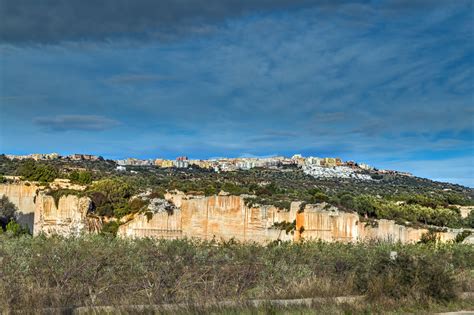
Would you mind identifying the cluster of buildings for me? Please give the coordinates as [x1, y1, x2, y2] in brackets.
[303, 165, 373, 180]
[114, 154, 379, 174]
[4, 153, 103, 161]
[4, 152, 412, 179]
[5, 153, 60, 161]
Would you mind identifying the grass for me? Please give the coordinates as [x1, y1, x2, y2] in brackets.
[0, 235, 473, 312]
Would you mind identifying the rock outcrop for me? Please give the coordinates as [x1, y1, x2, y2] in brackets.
[119, 195, 295, 242]
[33, 193, 99, 236]
[294, 202, 457, 243]
[0, 181, 39, 231]
[120, 194, 461, 244]
[0, 182, 98, 236]
[0, 182, 465, 242]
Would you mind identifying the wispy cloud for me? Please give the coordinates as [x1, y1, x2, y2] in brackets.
[33, 115, 120, 132]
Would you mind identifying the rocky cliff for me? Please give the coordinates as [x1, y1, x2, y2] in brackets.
[0, 182, 98, 236]
[0, 182, 462, 242]
[118, 195, 294, 242]
[0, 181, 39, 231]
[294, 202, 457, 243]
[33, 193, 100, 236]
[120, 194, 460, 244]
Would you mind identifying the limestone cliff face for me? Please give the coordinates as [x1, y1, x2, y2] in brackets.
[0, 182, 462, 242]
[0, 182, 39, 213]
[33, 193, 99, 236]
[118, 195, 294, 242]
[0, 182, 98, 236]
[118, 211, 182, 239]
[180, 195, 294, 242]
[121, 195, 460, 244]
[294, 203, 360, 242]
[0, 182, 39, 231]
[295, 202, 457, 243]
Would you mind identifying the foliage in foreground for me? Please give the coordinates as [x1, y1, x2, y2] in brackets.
[0, 236, 472, 311]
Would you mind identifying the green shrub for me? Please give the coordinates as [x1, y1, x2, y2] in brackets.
[69, 170, 92, 185]
[0, 196, 17, 230]
[5, 219, 30, 237]
[100, 221, 120, 237]
[465, 211, 474, 228]
[455, 230, 472, 243]
[364, 251, 456, 302]
[419, 230, 439, 244]
[17, 160, 58, 183]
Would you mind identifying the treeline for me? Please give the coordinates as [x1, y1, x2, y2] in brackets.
[0, 155, 116, 184]
[0, 236, 472, 312]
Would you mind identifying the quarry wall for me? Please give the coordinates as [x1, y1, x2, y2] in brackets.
[294, 202, 457, 243]
[0, 182, 98, 235]
[0, 181, 39, 231]
[118, 195, 295, 242]
[33, 193, 100, 236]
[0, 182, 462, 243]
[121, 195, 459, 244]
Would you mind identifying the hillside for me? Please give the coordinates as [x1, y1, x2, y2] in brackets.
[1, 155, 473, 230]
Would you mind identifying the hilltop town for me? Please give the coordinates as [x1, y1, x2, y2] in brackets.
[4, 152, 412, 180]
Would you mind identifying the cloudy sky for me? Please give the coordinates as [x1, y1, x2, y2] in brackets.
[0, 0, 473, 186]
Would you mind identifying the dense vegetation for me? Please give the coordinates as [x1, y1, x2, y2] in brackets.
[1, 156, 473, 229]
[0, 236, 472, 312]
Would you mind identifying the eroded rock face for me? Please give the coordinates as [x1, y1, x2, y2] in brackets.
[118, 194, 294, 243]
[294, 202, 360, 242]
[294, 202, 457, 243]
[33, 193, 99, 236]
[0, 182, 39, 232]
[0, 182, 99, 236]
[121, 195, 461, 244]
[118, 211, 182, 239]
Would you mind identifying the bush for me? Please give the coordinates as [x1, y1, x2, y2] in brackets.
[419, 230, 439, 244]
[364, 251, 456, 302]
[100, 221, 120, 237]
[5, 219, 30, 237]
[455, 230, 472, 243]
[17, 160, 58, 183]
[0, 196, 17, 230]
[87, 178, 136, 217]
[69, 170, 92, 185]
[0, 237, 470, 311]
[465, 211, 474, 228]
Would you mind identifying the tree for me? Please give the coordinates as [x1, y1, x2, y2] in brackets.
[18, 160, 58, 183]
[0, 196, 17, 230]
[465, 211, 474, 228]
[69, 170, 92, 185]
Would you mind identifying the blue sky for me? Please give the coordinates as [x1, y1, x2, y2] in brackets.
[0, 0, 473, 186]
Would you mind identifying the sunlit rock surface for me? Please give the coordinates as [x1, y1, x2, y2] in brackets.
[0, 182, 465, 243]
[0, 182, 99, 236]
[0, 181, 38, 231]
[119, 195, 294, 242]
[33, 193, 100, 236]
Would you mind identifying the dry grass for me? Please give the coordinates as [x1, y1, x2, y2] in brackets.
[0, 235, 473, 312]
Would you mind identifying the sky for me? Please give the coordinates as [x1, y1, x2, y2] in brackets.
[0, 0, 473, 187]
